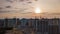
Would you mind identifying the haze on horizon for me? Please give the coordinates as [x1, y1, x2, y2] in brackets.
[0, 0, 60, 18]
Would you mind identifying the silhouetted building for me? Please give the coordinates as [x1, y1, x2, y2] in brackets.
[0, 18, 60, 34]
[0, 19, 4, 28]
[48, 18, 59, 34]
[48, 25, 59, 34]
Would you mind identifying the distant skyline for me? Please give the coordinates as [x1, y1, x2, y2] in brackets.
[0, 0, 60, 18]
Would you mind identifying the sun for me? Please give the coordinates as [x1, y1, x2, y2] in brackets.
[34, 7, 41, 13]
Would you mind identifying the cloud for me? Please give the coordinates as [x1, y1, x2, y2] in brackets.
[0, 11, 10, 13]
[0, 7, 3, 9]
[5, 6, 11, 8]
[6, 0, 14, 3]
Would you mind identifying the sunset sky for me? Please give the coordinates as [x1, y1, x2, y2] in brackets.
[0, 0, 60, 18]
